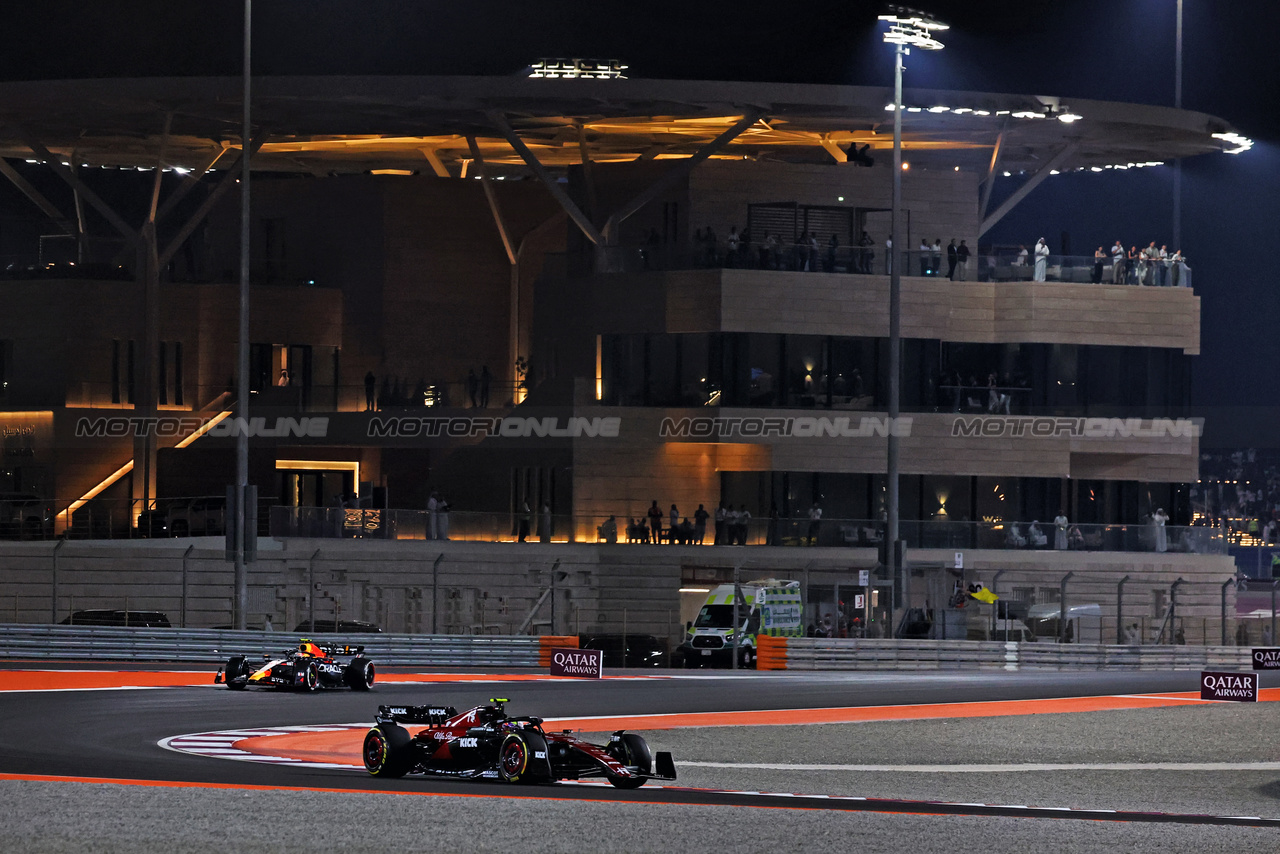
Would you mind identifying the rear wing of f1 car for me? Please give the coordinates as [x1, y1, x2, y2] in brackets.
[376, 704, 458, 725]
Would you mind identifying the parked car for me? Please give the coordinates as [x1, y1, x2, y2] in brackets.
[292, 619, 383, 633]
[60, 610, 172, 628]
[167, 496, 226, 537]
[578, 633, 668, 668]
[0, 493, 52, 540]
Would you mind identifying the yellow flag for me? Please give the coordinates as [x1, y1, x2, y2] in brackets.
[970, 586, 999, 604]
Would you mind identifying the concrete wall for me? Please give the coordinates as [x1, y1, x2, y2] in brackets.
[587, 270, 1201, 353]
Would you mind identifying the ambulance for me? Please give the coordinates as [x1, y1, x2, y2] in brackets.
[677, 578, 803, 668]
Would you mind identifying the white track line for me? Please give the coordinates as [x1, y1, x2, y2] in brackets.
[680, 760, 1280, 773]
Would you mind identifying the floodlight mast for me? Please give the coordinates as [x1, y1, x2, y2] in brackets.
[879, 7, 945, 619]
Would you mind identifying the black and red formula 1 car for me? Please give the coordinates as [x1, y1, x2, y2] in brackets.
[362, 698, 676, 789]
[215, 639, 375, 691]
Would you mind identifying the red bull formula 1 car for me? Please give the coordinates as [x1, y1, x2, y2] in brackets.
[363, 698, 676, 789]
[215, 639, 375, 691]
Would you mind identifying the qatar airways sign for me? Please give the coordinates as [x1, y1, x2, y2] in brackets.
[1199, 671, 1258, 702]
[1252, 648, 1280, 670]
[550, 648, 602, 679]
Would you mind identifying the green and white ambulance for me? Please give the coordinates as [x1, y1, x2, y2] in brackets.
[677, 578, 803, 668]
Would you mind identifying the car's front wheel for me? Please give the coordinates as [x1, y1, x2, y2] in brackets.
[605, 733, 652, 789]
[224, 656, 247, 690]
[363, 725, 412, 777]
[498, 734, 538, 784]
[296, 662, 319, 691]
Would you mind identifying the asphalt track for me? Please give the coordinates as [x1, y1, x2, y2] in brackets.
[2, 664, 1279, 853]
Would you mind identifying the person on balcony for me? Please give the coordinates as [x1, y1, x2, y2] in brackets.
[946, 238, 958, 279]
[1110, 240, 1126, 283]
[1152, 507, 1169, 552]
[1033, 238, 1050, 281]
[1092, 246, 1105, 283]
[1054, 512, 1069, 550]
[956, 240, 971, 281]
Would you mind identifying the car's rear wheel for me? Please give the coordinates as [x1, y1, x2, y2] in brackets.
[363, 725, 412, 777]
[344, 657, 375, 690]
[224, 656, 247, 690]
[606, 733, 652, 789]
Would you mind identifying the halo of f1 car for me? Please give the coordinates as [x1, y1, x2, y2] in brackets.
[215, 639, 375, 691]
[363, 698, 676, 789]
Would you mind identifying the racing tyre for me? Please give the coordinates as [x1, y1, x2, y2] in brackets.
[363, 725, 413, 778]
[297, 662, 319, 692]
[606, 733, 652, 789]
[344, 657, 375, 691]
[224, 656, 247, 690]
[498, 733, 539, 784]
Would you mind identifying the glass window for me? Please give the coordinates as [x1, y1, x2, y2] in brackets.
[648, 335, 679, 406]
[677, 334, 715, 406]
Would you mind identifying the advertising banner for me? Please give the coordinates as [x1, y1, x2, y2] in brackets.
[1251, 648, 1280, 670]
[1199, 670, 1258, 702]
[550, 647, 602, 679]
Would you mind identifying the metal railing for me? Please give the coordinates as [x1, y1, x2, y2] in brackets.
[0, 624, 555, 666]
[772, 637, 1251, 671]
[568, 244, 1195, 289]
[264, 507, 1225, 555]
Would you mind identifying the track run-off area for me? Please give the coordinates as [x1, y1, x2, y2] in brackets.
[2, 664, 1280, 853]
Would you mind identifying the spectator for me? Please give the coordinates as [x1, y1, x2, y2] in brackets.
[1110, 240, 1126, 283]
[364, 371, 377, 411]
[647, 500, 664, 544]
[946, 238, 958, 280]
[1054, 512, 1069, 550]
[1033, 238, 1049, 281]
[1092, 246, 1105, 283]
[807, 501, 822, 546]
[956, 240, 970, 281]
[714, 501, 727, 545]
[517, 501, 531, 542]
[694, 504, 709, 544]
[600, 515, 618, 544]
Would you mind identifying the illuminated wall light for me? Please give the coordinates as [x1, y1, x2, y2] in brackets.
[927, 105, 949, 113]
[953, 166, 960, 171]
[901, 162, 910, 170]
[679, 587, 711, 594]
[1002, 171, 1011, 177]
[884, 104, 896, 111]
[994, 110, 1009, 116]
[974, 110, 991, 116]
[1090, 166, 1103, 172]
[1049, 169, 1060, 175]
[1011, 110, 1042, 119]
[952, 107, 973, 115]
[906, 107, 923, 113]
[1056, 111, 1082, 123]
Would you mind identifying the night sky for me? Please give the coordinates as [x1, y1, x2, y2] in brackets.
[2, 0, 1276, 438]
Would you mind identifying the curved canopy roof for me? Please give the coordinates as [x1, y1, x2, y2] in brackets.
[0, 75, 1249, 176]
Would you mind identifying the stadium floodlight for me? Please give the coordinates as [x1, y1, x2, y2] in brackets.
[879, 6, 946, 613]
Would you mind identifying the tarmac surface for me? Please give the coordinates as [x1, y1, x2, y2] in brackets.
[1, 665, 1278, 852]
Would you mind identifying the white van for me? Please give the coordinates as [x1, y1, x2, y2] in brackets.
[677, 578, 803, 668]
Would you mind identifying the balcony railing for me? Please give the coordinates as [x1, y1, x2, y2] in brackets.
[264, 507, 1224, 555]
[577, 244, 1194, 288]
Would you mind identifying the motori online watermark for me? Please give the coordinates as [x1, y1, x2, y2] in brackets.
[659, 416, 912, 439]
[75, 416, 329, 439]
[950, 416, 1203, 439]
[367, 416, 621, 439]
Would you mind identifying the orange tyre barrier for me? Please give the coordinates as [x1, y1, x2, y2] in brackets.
[755, 634, 788, 670]
[538, 635, 579, 667]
